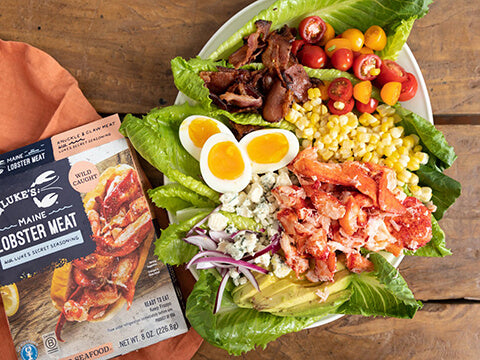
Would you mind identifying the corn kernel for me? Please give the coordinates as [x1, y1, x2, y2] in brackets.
[410, 185, 421, 195]
[323, 134, 333, 145]
[410, 173, 419, 186]
[315, 141, 325, 150]
[420, 187, 432, 202]
[407, 159, 421, 172]
[302, 139, 312, 148]
[359, 113, 376, 126]
[377, 104, 396, 117]
[303, 101, 313, 111]
[413, 152, 429, 165]
[362, 152, 373, 162]
[384, 159, 394, 168]
[398, 170, 412, 183]
[390, 126, 404, 139]
[320, 149, 334, 161]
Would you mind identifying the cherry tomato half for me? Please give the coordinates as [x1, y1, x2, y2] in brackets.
[364, 25, 387, 51]
[353, 54, 382, 81]
[318, 22, 335, 46]
[299, 16, 327, 44]
[376, 59, 407, 86]
[381, 81, 402, 106]
[353, 80, 372, 104]
[297, 44, 327, 69]
[341, 28, 365, 52]
[325, 38, 352, 57]
[398, 72, 418, 101]
[356, 97, 378, 113]
[327, 77, 353, 101]
[291, 39, 306, 56]
[328, 98, 355, 115]
[331, 48, 354, 71]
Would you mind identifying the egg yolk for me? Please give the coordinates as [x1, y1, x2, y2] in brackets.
[246, 133, 289, 164]
[189, 118, 221, 148]
[208, 141, 245, 180]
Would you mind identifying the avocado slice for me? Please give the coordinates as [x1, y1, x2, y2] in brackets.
[270, 289, 351, 317]
[232, 269, 353, 317]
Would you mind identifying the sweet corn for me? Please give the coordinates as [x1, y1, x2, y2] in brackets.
[285, 87, 432, 203]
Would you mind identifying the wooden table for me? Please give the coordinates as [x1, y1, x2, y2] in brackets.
[1, 0, 479, 359]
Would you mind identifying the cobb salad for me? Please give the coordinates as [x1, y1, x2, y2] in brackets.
[119, 0, 461, 355]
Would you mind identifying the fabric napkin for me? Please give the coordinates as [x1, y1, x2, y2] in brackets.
[0, 39, 202, 359]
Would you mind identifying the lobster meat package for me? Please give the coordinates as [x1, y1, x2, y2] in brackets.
[0, 115, 188, 360]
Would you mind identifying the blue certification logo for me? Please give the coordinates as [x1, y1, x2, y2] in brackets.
[20, 343, 38, 360]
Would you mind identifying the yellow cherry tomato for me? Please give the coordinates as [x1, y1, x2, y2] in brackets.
[364, 25, 387, 51]
[325, 38, 352, 57]
[380, 81, 402, 106]
[353, 80, 372, 104]
[318, 22, 335, 46]
[341, 28, 365, 52]
[318, 80, 331, 101]
[358, 46, 374, 55]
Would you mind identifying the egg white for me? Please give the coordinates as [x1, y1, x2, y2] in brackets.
[200, 133, 252, 193]
[179, 115, 234, 161]
[239, 129, 299, 173]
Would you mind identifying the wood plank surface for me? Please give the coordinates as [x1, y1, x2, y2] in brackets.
[0, 0, 478, 115]
[192, 302, 480, 360]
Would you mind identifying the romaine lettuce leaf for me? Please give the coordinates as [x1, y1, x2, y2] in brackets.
[339, 252, 422, 318]
[219, 211, 262, 231]
[209, 0, 432, 60]
[395, 105, 457, 169]
[405, 216, 451, 257]
[378, 18, 416, 60]
[120, 110, 220, 203]
[415, 165, 461, 220]
[148, 183, 217, 214]
[155, 209, 214, 265]
[186, 270, 323, 355]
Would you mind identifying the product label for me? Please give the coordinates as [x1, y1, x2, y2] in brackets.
[0, 159, 94, 284]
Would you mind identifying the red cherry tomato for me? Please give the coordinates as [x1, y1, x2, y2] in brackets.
[299, 16, 327, 44]
[291, 39, 306, 56]
[327, 98, 355, 115]
[327, 77, 353, 101]
[330, 48, 354, 71]
[375, 59, 408, 86]
[398, 72, 418, 101]
[356, 97, 379, 113]
[353, 54, 382, 81]
[297, 44, 327, 69]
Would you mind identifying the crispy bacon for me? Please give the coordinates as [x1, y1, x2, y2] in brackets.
[229, 20, 271, 68]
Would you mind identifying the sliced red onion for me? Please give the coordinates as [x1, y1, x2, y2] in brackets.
[186, 205, 221, 237]
[208, 230, 230, 242]
[239, 268, 260, 292]
[214, 272, 230, 314]
[185, 250, 225, 270]
[183, 235, 218, 251]
[193, 227, 207, 235]
[243, 233, 281, 261]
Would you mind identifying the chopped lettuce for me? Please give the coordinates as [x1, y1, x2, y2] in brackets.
[209, 0, 432, 60]
[339, 252, 422, 318]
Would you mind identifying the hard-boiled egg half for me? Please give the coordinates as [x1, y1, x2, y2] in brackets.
[239, 129, 299, 173]
[179, 115, 233, 160]
[200, 133, 252, 193]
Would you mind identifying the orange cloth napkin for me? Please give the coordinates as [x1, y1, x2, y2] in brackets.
[0, 39, 202, 359]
